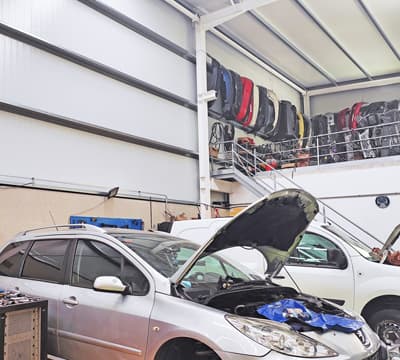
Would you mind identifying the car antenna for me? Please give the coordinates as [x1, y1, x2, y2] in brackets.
[48, 210, 59, 231]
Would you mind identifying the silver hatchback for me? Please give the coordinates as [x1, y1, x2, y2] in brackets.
[0, 190, 386, 359]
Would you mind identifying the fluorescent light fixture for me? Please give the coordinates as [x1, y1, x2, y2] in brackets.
[106, 186, 119, 199]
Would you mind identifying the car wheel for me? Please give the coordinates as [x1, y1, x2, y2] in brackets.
[155, 339, 221, 360]
[368, 308, 400, 346]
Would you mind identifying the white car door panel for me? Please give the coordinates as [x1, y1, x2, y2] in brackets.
[274, 232, 355, 308]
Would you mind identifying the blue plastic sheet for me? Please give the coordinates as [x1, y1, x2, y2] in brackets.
[257, 299, 364, 333]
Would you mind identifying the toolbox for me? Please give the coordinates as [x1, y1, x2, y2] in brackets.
[0, 291, 47, 360]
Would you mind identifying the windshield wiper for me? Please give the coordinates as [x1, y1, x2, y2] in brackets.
[219, 278, 274, 291]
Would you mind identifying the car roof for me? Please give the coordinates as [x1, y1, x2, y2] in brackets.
[11, 224, 173, 242]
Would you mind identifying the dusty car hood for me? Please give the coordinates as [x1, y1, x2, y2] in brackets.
[171, 189, 319, 284]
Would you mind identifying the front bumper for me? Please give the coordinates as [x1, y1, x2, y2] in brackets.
[216, 343, 388, 360]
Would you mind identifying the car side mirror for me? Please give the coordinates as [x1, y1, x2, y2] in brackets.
[93, 276, 130, 294]
[327, 248, 347, 269]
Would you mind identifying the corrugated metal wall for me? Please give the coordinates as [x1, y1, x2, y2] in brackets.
[0, 0, 302, 204]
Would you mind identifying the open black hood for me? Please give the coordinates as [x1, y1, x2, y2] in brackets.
[171, 189, 319, 283]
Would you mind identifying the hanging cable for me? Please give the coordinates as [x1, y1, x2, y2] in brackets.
[224, 123, 235, 151]
[209, 122, 225, 152]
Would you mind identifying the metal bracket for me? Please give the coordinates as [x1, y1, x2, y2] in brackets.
[200, 0, 280, 30]
[308, 76, 400, 96]
[198, 90, 217, 104]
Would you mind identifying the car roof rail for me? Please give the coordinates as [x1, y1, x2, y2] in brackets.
[19, 224, 107, 236]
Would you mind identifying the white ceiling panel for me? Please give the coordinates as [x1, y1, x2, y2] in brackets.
[181, 0, 400, 89]
[303, 0, 400, 77]
[362, 0, 400, 58]
[182, 0, 230, 13]
[224, 13, 330, 87]
[256, 0, 365, 82]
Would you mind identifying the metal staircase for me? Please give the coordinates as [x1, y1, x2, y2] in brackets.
[211, 142, 277, 197]
[212, 167, 268, 198]
[210, 141, 384, 248]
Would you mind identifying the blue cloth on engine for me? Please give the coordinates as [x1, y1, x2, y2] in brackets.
[257, 299, 364, 333]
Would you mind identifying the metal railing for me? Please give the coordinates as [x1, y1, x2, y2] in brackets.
[253, 119, 400, 167]
[210, 140, 385, 248]
[18, 224, 106, 236]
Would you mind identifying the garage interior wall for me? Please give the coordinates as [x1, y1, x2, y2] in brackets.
[229, 154, 400, 245]
[206, 33, 302, 144]
[0, 0, 305, 233]
[0, 186, 200, 243]
[207, 33, 301, 109]
[310, 83, 400, 115]
[0, 0, 198, 203]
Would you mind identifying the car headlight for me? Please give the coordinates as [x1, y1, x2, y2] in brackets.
[225, 315, 338, 358]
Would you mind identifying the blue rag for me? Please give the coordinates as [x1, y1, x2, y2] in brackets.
[257, 299, 364, 333]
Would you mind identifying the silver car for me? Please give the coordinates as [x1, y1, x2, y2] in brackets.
[0, 189, 386, 359]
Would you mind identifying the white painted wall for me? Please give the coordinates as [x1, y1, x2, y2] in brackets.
[310, 83, 400, 115]
[0, 0, 199, 203]
[0, 0, 303, 206]
[0, 0, 196, 103]
[101, 0, 195, 53]
[0, 111, 199, 202]
[0, 35, 197, 151]
[230, 156, 400, 245]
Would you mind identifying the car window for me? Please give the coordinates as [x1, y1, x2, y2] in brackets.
[184, 253, 250, 283]
[185, 255, 226, 282]
[0, 242, 30, 277]
[72, 240, 149, 295]
[287, 232, 347, 268]
[115, 233, 201, 277]
[22, 239, 69, 283]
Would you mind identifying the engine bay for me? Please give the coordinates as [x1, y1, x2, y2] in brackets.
[177, 279, 353, 332]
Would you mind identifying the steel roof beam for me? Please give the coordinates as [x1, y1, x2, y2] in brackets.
[356, 0, 400, 62]
[212, 27, 306, 93]
[293, 0, 372, 81]
[200, 0, 280, 30]
[250, 9, 337, 86]
[308, 75, 400, 96]
[164, 0, 307, 93]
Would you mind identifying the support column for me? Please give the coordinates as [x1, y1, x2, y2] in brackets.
[303, 91, 311, 118]
[195, 22, 211, 218]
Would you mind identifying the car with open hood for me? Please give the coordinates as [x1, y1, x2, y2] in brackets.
[170, 207, 400, 352]
[0, 189, 386, 359]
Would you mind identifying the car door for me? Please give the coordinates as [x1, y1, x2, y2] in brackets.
[58, 237, 154, 360]
[274, 231, 355, 308]
[3, 239, 71, 356]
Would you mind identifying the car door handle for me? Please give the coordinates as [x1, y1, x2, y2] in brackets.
[63, 296, 79, 307]
[272, 275, 285, 279]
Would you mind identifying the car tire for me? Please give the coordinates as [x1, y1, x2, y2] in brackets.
[155, 340, 221, 360]
[368, 308, 400, 345]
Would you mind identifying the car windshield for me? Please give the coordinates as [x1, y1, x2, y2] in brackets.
[109, 232, 251, 282]
[322, 224, 376, 261]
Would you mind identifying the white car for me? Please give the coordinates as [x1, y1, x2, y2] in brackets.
[171, 217, 400, 348]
